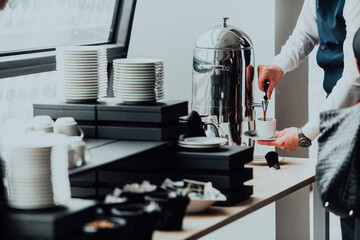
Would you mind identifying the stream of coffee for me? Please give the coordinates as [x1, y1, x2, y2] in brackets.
[264, 111, 266, 121]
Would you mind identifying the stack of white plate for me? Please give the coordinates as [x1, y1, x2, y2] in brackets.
[1, 132, 71, 209]
[113, 58, 164, 104]
[56, 46, 108, 103]
[178, 137, 228, 149]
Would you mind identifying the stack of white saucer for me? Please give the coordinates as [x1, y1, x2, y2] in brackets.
[56, 46, 108, 103]
[113, 58, 164, 104]
[177, 137, 228, 149]
[1, 132, 71, 209]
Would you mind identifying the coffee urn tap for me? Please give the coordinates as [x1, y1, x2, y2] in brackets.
[191, 17, 264, 146]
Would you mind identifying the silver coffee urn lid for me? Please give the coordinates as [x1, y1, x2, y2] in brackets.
[195, 17, 253, 50]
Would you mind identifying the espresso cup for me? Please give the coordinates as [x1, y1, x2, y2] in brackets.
[54, 117, 84, 138]
[68, 136, 87, 169]
[256, 118, 276, 139]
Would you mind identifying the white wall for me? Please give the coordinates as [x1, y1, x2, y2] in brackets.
[128, 0, 276, 155]
[127, 1, 283, 239]
[129, 0, 275, 101]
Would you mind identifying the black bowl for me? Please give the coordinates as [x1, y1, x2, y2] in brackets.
[145, 192, 190, 231]
[121, 190, 156, 203]
[111, 202, 161, 240]
[82, 217, 127, 240]
[96, 198, 128, 217]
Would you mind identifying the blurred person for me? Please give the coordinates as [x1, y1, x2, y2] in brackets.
[317, 26, 360, 240]
[354, 28, 360, 72]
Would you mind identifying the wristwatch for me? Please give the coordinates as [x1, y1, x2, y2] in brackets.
[297, 128, 312, 148]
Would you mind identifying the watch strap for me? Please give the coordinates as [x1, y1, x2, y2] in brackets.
[297, 128, 312, 148]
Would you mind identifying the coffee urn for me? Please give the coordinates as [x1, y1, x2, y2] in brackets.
[192, 17, 263, 146]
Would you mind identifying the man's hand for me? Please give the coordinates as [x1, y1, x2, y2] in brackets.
[258, 64, 284, 100]
[257, 127, 300, 151]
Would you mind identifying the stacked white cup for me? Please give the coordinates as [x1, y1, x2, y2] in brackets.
[54, 117, 84, 138]
[54, 117, 87, 169]
[32, 115, 54, 133]
[67, 136, 87, 169]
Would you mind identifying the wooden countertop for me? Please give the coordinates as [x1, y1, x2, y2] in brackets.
[153, 157, 316, 240]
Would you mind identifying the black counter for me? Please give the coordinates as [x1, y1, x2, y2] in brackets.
[69, 139, 171, 177]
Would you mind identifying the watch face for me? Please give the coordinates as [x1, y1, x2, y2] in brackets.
[299, 138, 311, 147]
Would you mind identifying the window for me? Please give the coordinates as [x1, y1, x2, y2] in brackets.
[0, 71, 57, 123]
[0, 0, 136, 122]
[0, 0, 118, 53]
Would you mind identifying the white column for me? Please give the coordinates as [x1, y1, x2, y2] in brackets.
[313, 182, 330, 240]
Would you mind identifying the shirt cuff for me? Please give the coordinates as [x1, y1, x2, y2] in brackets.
[272, 55, 293, 75]
[301, 118, 320, 141]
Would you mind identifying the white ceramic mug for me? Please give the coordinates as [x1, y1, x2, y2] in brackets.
[32, 115, 54, 133]
[67, 136, 89, 169]
[256, 118, 276, 139]
[54, 117, 84, 138]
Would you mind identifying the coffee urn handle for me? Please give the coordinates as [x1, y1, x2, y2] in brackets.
[263, 78, 270, 101]
[223, 17, 229, 27]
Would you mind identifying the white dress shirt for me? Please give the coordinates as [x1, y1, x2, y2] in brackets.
[272, 0, 360, 140]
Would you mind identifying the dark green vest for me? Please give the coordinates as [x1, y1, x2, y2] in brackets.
[316, 0, 346, 95]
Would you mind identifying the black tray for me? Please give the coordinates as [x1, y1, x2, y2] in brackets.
[97, 122, 187, 141]
[2, 199, 97, 240]
[33, 101, 97, 121]
[79, 125, 97, 139]
[70, 172, 97, 188]
[97, 100, 188, 123]
[98, 170, 163, 187]
[98, 188, 115, 198]
[165, 146, 253, 171]
[71, 187, 97, 199]
[165, 167, 253, 190]
[99, 154, 162, 171]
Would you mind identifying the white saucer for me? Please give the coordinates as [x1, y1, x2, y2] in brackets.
[178, 143, 219, 149]
[244, 131, 277, 141]
[178, 137, 228, 149]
